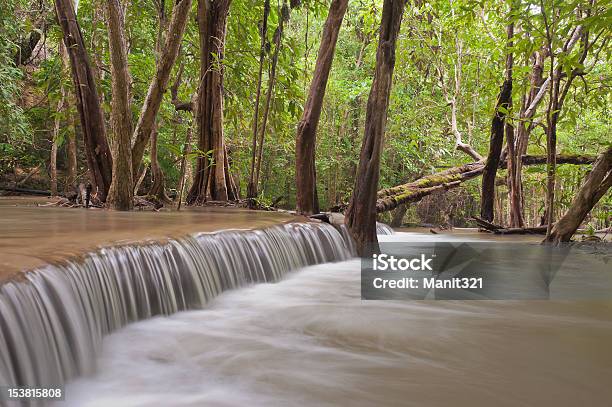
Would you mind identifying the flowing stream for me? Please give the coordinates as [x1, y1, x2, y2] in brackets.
[63, 232, 612, 407]
[1, 224, 611, 406]
[0, 222, 352, 406]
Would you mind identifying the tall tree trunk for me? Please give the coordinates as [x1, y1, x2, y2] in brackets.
[544, 69, 561, 239]
[507, 49, 545, 226]
[545, 147, 612, 243]
[130, 0, 193, 178]
[187, 0, 235, 204]
[504, 24, 519, 227]
[295, 0, 349, 215]
[246, 0, 270, 202]
[480, 18, 514, 222]
[145, 0, 171, 202]
[345, 0, 406, 256]
[253, 4, 288, 193]
[59, 42, 78, 195]
[105, 0, 134, 210]
[50, 89, 65, 196]
[542, 19, 588, 238]
[55, 0, 113, 202]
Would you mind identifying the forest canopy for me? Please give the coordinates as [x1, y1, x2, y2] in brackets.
[0, 0, 610, 250]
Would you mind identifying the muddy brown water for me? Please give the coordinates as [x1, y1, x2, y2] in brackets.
[0, 197, 294, 281]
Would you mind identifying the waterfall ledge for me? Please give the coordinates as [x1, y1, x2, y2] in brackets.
[0, 221, 353, 395]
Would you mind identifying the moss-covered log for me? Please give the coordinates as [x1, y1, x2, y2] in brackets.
[378, 162, 484, 198]
[375, 154, 597, 213]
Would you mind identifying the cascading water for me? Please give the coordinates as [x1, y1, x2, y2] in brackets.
[376, 222, 394, 235]
[0, 222, 351, 404]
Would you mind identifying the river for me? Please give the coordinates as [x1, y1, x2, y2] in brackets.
[63, 232, 612, 407]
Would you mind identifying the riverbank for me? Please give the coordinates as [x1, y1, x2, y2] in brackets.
[0, 196, 296, 282]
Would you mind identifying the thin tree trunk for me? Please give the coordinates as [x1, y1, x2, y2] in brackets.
[176, 124, 193, 211]
[148, 123, 170, 202]
[545, 147, 612, 243]
[506, 117, 522, 226]
[105, 0, 134, 210]
[507, 49, 545, 226]
[253, 3, 290, 192]
[60, 42, 78, 195]
[295, 0, 349, 215]
[145, 0, 172, 203]
[134, 165, 147, 196]
[49, 143, 58, 196]
[187, 0, 234, 204]
[55, 0, 113, 201]
[345, 0, 406, 256]
[504, 36, 519, 227]
[481, 18, 514, 222]
[65, 124, 78, 193]
[130, 0, 193, 178]
[246, 0, 270, 202]
[50, 89, 65, 196]
[544, 68, 561, 239]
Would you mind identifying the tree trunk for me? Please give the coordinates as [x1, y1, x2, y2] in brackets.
[130, 0, 193, 178]
[50, 89, 65, 196]
[148, 123, 170, 202]
[55, 0, 113, 202]
[390, 204, 408, 227]
[63, 50, 78, 195]
[507, 49, 545, 227]
[481, 19, 514, 222]
[544, 73, 561, 238]
[105, 0, 134, 210]
[246, 0, 270, 201]
[345, 0, 406, 256]
[134, 165, 147, 196]
[187, 0, 235, 204]
[253, 4, 288, 193]
[65, 124, 78, 193]
[295, 0, 348, 215]
[176, 124, 193, 211]
[503, 17, 519, 227]
[545, 147, 612, 243]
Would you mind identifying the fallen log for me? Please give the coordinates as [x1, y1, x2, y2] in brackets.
[498, 153, 596, 169]
[375, 154, 597, 213]
[0, 186, 51, 196]
[378, 162, 483, 198]
[471, 216, 548, 234]
[471, 216, 503, 232]
[376, 180, 466, 212]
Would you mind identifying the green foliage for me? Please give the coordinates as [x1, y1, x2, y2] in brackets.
[0, 0, 609, 226]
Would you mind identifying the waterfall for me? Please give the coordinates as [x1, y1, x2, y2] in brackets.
[376, 222, 394, 235]
[0, 223, 351, 398]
